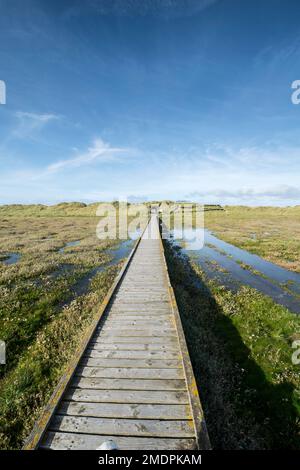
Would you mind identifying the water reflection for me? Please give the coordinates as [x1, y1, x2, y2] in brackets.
[1, 253, 21, 265]
[169, 227, 300, 314]
[58, 240, 80, 253]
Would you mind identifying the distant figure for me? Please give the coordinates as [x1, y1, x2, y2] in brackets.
[97, 439, 118, 450]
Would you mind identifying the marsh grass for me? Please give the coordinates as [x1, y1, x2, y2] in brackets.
[205, 206, 300, 272]
[164, 241, 300, 449]
[0, 266, 119, 449]
[0, 208, 132, 449]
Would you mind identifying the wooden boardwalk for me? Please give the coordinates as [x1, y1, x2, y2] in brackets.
[24, 215, 210, 450]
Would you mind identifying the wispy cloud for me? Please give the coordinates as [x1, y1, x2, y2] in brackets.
[0, 137, 131, 189]
[13, 111, 60, 138]
[188, 185, 300, 200]
[46, 138, 127, 173]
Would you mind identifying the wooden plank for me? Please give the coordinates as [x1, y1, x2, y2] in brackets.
[64, 388, 189, 404]
[102, 325, 174, 331]
[108, 313, 171, 318]
[118, 288, 166, 292]
[58, 401, 192, 420]
[118, 287, 167, 291]
[108, 313, 172, 317]
[92, 337, 177, 344]
[71, 377, 187, 391]
[109, 308, 171, 313]
[112, 308, 172, 318]
[111, 302, 170, 306]
[103, 321, 173, 328]
[76, 366, 184, 380]
[84, 349, 180, 360]
[99, 329, 176, 337]
[41, 432, 196, 450]
[81, 357, 181, 369]
[104, 317, 172, 322]
[49, 415, 195, 438]
[109, 312, 172, 316]
[89, 343, 179, 351]
[115, 295, 170, 300]
[111, 305, 170, 309]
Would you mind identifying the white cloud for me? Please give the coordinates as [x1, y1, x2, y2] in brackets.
[1, 135, 300, 206]
[0, 137, 131, 187]
[15, 111, 59, 122]
[46, 138, 127, 173]
[13, 111, 60, 138]
[187, 185, 300, 200]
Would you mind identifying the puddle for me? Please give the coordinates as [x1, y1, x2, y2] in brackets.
[1, 253, 21, 265]
[168, 228, 300, 315]
[50, 263, 75, 280]
[106, 239, 135, 266]
[204, 230, 300, 295]
[58, 240, 80, 253]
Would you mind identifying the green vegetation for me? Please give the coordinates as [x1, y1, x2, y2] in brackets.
[0, 201, 141, 218]
[0, 202, 97, 217]
[0, 266, 119, 450]
[205, 206, 300, 272]
[0, 206, 132, 449]
[164, 242, 300, 449]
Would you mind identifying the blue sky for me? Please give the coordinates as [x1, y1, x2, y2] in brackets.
[0, 0, 300, 205]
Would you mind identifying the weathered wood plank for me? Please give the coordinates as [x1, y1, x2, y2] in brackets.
[64, 388, 189, 404]
[110, 301, 169, 306]
[89, 343, 179, 351]
[101, 326, 174, 332]
[92, 337, 177, 344]
[110, 308, 171, 313]
[81, 357, 181, 369]
[49, 415, 195, 438]
[76, 366, 184, 380]
[84, 349, 180, 359]
[118, 289, 167, 293]
[108, 315, 172, 319]
[71, 377, 187, 391]
[118, 288, 167, 292]
[58, 401, 192, 420]
[41, 432, 196, 450]
[98, 329, 176, 337]
[102, 321, 173, 328]
[112, 301, 170, 305]
[115, 298, 170, 302]
[108, 313, 172, 318]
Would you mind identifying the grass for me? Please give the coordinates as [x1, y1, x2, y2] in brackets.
[0, 265, 119, 449]
[0, 205, 136, 449]
[205, 206, 300, 272]
[0, 216, 116, 375]
[164, 241, 300, 449]
[0, 202, 101, 217]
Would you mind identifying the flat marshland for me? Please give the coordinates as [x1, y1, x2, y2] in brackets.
[164, 205, 300, 449]
[0, 203, 299, 450]
[205, 206, 300, 272]
[0, 203, 135, 449]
